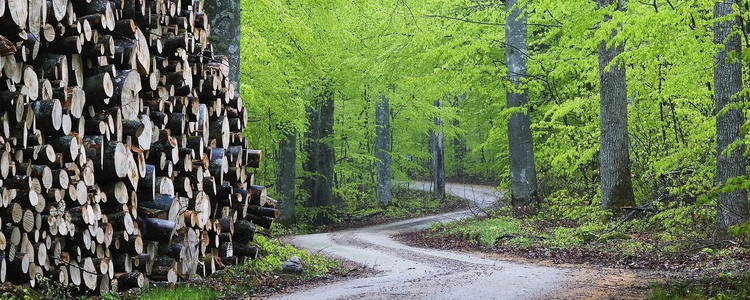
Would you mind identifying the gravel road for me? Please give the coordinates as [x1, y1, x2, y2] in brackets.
[274, 182, 651, 300]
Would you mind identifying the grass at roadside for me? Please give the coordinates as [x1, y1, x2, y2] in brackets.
[196, 235, 346, 298]
[121, 285, 220, 300]
[650, 272, 750, 300]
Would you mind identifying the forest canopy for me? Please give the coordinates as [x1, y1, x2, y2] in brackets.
[239, 0, 750, 234]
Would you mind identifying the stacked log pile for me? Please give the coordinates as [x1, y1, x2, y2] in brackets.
[0, 0, 278, 293]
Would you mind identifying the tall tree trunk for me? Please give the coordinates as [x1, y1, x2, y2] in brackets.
[506, 0, 539, 214]
[303, 83, 336, 224]
[375, 94, 392, 206]
[597, 0, 635, 211]
[714, 0, 749, 230]
[204, 0, 240, 93]
[277, 126, 297, 224]
[430, 100, 445, 198]
[451, 94, 466, 178]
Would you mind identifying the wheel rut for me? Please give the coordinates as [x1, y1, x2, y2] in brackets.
[272, 182, 652, 300]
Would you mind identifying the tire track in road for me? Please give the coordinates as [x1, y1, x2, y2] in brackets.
[273, 182, 650, 300]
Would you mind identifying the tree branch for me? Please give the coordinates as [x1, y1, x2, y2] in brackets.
[423, 14, 561, 28]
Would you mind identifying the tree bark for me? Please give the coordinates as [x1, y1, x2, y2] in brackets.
[429, 100, 445, 198]
[277, 126, 296, 224]
[714, 0, 749, 230]
[203, 0, 240, 94]
[375, 94, 392, 206]
[451, 94, 467, 177]
[597, 0, 635, 211]
[505, 0, 539, 214]
[303, 82, 336, 224]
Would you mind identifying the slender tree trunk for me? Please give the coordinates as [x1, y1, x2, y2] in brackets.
[506, 0, 539, 214]
[303, 83, 336, 224]
[714, 0, 749, 230]
[204, 0, 240, 93]
[277, 126, 297, 224]
[597, 0, 635, 211]
[375, 94, 392, 206]
[452, 94, 466, 178]
[430, 100, 445, 198]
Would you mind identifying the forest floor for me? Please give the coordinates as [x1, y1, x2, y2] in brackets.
[265, 182, 661, 299]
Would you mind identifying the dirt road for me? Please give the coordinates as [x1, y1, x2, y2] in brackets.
[275, 182, 651, 300]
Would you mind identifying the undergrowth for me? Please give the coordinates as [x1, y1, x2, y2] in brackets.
[650, 272, 750, 300]
[199, 235, 342, 298]
[288, 186, 466, 233]
[134, 285, 219, 300]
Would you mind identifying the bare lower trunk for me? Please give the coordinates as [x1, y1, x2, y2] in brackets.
[430, 100, 445, 198]
[375, 94, 392, 206]
[277, 126, 297, 224]
[303, 82, 336, 224]
[714, 0, 749, 230]
[597, 0, 635, 211]
[506, 0, 539, 214]
[451, 95, 467, 177]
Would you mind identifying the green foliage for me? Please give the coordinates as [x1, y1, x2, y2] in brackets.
[293, 187, 465, 226]
[728, 222, 750, 240]
[293, 206, 341, 228]
[243, 235, 337, 276]
[203, 235, 341, 297]
[650, 272, 750, 300]
[441, 216, 527, 247]
[240, 0, 750, 240]
[239, 1, 750, 298]
[139, 285, 219, 300]
[0, 275, 78, 300]
[383, 187, 465, 217]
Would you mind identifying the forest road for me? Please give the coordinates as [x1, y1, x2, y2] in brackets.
[273, 182, 652, 300]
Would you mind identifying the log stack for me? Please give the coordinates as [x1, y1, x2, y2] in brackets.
[0, 0, 278, 293]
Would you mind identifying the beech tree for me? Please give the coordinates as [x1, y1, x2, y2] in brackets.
[596, 0, 635, 211]
[430, 100, 446, 198]
[303, 83, 337, 224]
[506, 0, 539, 213]
[204, 0, 241, 92]
[376, 94, 393, 206]
[277, 126, 297, 224]
[713, 0, 749, 230]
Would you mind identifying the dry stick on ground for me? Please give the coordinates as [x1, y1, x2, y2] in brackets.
[604, 203, 655, 235]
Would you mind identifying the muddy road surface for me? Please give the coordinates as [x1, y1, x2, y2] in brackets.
[274, 182, 651, 300]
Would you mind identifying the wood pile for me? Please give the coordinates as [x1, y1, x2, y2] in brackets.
[0, 0, 278, 294]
